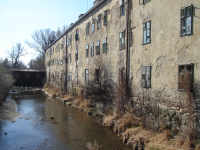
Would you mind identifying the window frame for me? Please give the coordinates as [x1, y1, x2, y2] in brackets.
[75, 50, 78, 61]
[97, 14, 101, 29]
[103, 38, 107, 53]
[104, 10, 108, 25]
[139, 0, 151, 5]
[119, 31, 125, 50]
[95, 69, 100, 82]
[96, 41, 100, 55]
[86, 45, 89, 58]
[86, 22, 90, 36]
[91, 19, 95, 32]
[141, 66, 151, 88]
[120, 0, 126, 16]
[143, 21, 151, 45]
[91, 43, 94, 56]
[85, 69, 89, 82]
[180, 4, 193, 37]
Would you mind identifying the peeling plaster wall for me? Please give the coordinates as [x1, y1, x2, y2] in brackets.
[130, 0, 200, 106]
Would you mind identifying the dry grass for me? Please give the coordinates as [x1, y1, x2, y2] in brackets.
[86, 141, 100, 150]
[102, 116, 114, 128]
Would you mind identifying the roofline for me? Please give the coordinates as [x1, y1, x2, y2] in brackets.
[46, 0, 107, 51]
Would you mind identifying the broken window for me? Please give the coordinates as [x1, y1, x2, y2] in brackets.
[75, 72, 78, 84]
[86, 45, 89, 58]
[141, 66, 151, 88]
[91, 19, 95, 32]
[91, 43, 94, 56]
[97, 14, 101, 29]
[104, 10, 108, 25]
[180, 5, 193, 36]
[103, 38, 107, 53]
[139, 0, 151, 5]
[96, 41, 100, 55]
[75, 30, 79, 41]
[118, 67, 126, 84]
[120, 0, 126, 16]
[178, 64, 193, 91]
[75, 50, 78, 61]
[119, 31, 125, 50]
[68, 53, 71, 63]
[143, 21, 151, 44]
[86, 22, 90, 35]
[95, 69, 99, 81]
[85, 69, 89, 81]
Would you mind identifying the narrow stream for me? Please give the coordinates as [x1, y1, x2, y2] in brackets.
[0, 91, 131, 150]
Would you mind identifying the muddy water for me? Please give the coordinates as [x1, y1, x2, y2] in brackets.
[0, 91, 131, 150]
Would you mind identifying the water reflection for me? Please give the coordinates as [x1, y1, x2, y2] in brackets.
[0, 91, 131, 150]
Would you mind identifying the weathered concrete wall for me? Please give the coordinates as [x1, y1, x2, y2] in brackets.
[130, 0, 200, 106]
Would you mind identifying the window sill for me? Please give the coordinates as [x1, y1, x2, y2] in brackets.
[180, 33, 193, 37]
[142, 42, 151, 45]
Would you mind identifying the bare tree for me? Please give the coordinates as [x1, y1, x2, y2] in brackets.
[85, 57, 115, 108]
[28, 55, 45, 70]
[56, 27, 62, 38]
[7, 42, 26, 68]
[25, 28, 56, 55]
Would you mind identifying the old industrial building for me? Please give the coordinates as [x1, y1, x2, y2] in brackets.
[45, 0, 200, 107]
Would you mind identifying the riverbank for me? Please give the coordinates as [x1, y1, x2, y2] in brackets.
[43, 85, 200, 150]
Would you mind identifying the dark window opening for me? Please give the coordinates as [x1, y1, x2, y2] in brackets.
[141, 66, 151, 88]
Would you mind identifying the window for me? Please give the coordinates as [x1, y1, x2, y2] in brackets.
[178, 64, 193, 90]
[91, 43, 94, 56]
[75, 30, 79, 41]
[60, 58, 63, 65]
[85, 69, 89, 81]
[180, 5, 193, 36]
[91, 19, 95, 32]
[61, 42, 63, 49]
[139, 0, 151, 5]
[75, 72, 78, 84]
[65, 38, 66, 47]
[103, 38, 107, 53]
[141, 66, 151, 88]
[119, 31, 125, 50]
[67, 37, 69, 46]
[120, 0, 126, 16]
[75, 50, 78, 61]
[118, 67, 126, 84]
[86, 22, 90, 35]
[143, 21, 151, 44]
[96, 41, 100, 55]
[68, 53, 71, 63]
[95, 69, 99, 81]
[97, 14, 101, 29]
[104, 10, 108, 25]
[69, 35, 72, 45]
[86, 45, 89, 58]
[69, 72, 72, 83]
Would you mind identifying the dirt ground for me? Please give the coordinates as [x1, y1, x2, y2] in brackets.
[0, 100, 21, 122]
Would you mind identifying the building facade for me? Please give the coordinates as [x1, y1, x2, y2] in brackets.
[45, 0, 200, 107]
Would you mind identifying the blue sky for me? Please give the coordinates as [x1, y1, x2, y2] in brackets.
[0, 0, 94, 65]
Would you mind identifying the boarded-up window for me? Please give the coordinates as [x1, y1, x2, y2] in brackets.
[118, 67, 126, 83]
[95, 69, 99, 81]
[178, 64, 193, 91]
[141, 66, 151, 88]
